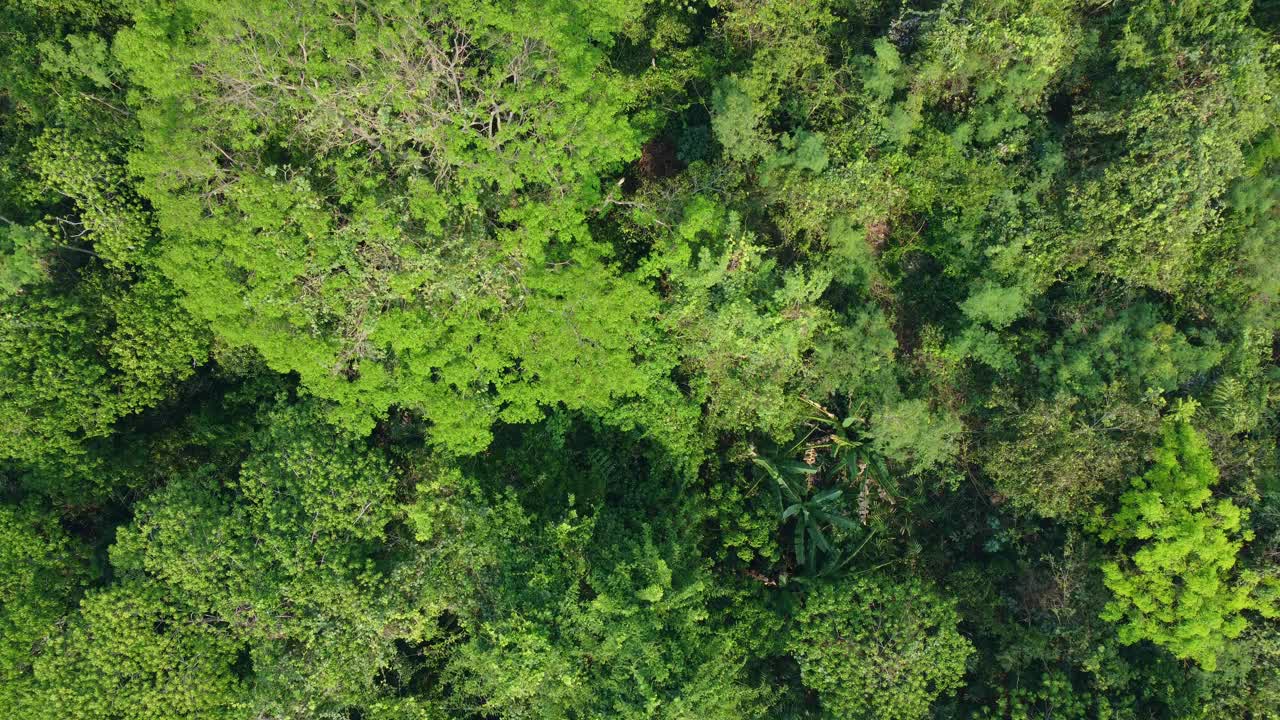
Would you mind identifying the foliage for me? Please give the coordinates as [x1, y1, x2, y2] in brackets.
[0, 503, 89, 708]
[976, 671, 1098, 720]
[0, 276, 208, 469]
[751, 453, 859, 574]
[790, 576, 974, 720]
[22, 579, 245, 720]
[1093, 404, 1278, 670]
[112, 0, 666, 451]
[1, 0, 1278, 717]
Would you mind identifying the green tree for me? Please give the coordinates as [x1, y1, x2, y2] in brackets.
[0, 503, 90, 709]
[0, 275, 208, 473]
[105, 401, 410, 717]
[1094, 403, 1278, 670]
[789, 576, 973, 720]
[113, 0, 668, 451]
[23, 579, 244, 720]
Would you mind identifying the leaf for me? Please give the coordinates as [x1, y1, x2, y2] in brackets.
[826, 514, 861, 532]
[751, 457, 781, 480]
[810, 522, 833, 554]
[775, 475, 803, 504]
[812, 489, 843, 505]
[871, 456, 897, 496]
[778, 459, 820, 475]
[794, 519, 807, 567]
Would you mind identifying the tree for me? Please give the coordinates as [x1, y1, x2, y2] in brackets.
[0, 503, 89, 709]
[2, 0, 1279, 716]
[104, 401, 409, 717]
[22, 579, 245, 720]
[113, 0, 669, 451]
[789, 576, 973, 720]
[1094, 403, 1278, 670]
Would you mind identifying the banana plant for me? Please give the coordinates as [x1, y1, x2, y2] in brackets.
[751, 456, 865, 574]
[797, 397, 899, 502]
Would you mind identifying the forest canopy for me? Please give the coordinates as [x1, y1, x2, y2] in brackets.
[1, 0, 1278, 718]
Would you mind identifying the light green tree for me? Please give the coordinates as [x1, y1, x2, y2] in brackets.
[1095, 403, 1278, 670]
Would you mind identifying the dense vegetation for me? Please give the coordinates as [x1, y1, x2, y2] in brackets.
[2, 0, 1278, 717]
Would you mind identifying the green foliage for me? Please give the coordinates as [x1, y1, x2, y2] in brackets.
[985, 393, 1156, 519]
[760, 130, 829, 185]
[102, 401, 407, 717]
[647, 198, 836, 438]
[2, 0, 1278, 717]
[114, 0, 663, 450]
[1094, 405, 1278, 670]
[790, 576, 974, 720]
[409, 427, 774, 719]
[0, 224, 50, 296]
[0, 503, 89, 707]
[700, 468, 783, 564]
[23, 579, 245, 720]
[711, 76, 772, 163]
[1194, 622, 1280, 719]
[0, 276, 208, 468]
[751, 454, 861, 573]
[27, 128, 153, 267]
[977, 671, 1095, 720]
[1070, 0, 1276, 298]
[870, 398, 962, 476]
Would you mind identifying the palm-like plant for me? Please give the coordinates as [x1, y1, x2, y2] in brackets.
[797, 398, 899, 520]
[751, 456, 872, 576]
[750, 397, 895, 577]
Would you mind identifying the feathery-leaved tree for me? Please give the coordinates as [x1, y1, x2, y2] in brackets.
[1094, 402, 1278, 670]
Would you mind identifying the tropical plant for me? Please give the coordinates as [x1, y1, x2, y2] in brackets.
[750, 397, 893, 575]
[789, 576, 974, 720]
[751, 453, 865, 575]
[1093, 402, 1279, 670]
[798, 397, 899, 517]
